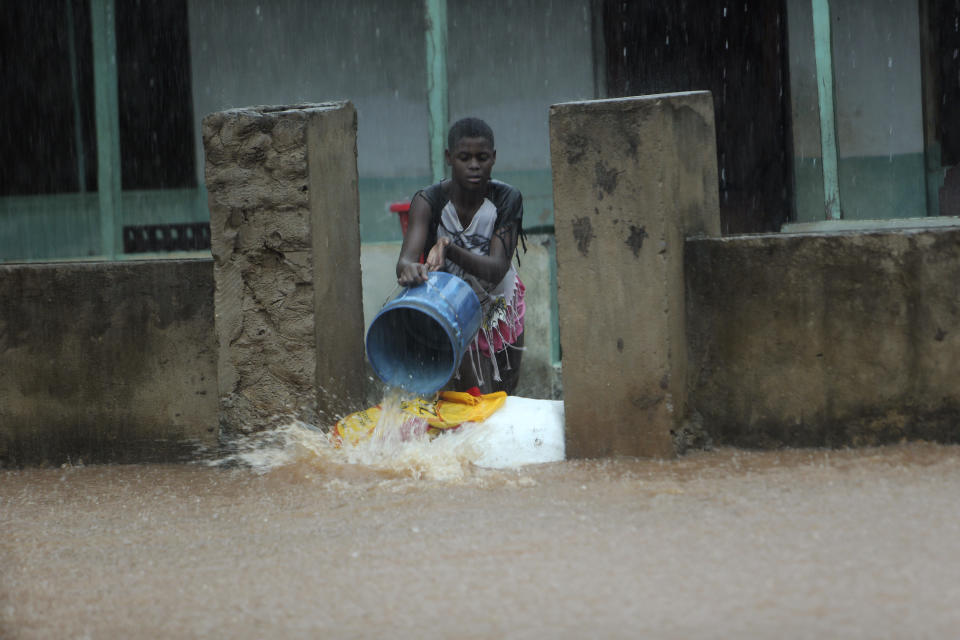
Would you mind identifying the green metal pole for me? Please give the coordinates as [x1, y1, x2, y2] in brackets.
[811, 0, 842, 220]
[425, 0, 448, 184]
[90, 0, 122, 257]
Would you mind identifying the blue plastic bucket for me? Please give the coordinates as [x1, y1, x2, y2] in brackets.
[366, 272, 482, 396]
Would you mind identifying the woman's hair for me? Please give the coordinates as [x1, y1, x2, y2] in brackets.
[447, 117, 495, 150]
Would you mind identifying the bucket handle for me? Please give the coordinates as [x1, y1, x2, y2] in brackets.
[380, 283, 404, 309]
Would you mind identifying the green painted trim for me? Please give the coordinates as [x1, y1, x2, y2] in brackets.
[811, 0, 842, 220]
[0, 189, 207, 262]
[121, 188, 209, 226]
[782, 216, 960, 234]
[424, 0, 448, 184]
[495, 169, 555, 229]
[357, 175, 431, 243]
[0, 193, 100, 261]
[792, 153, 926, 223]
[2, 168, 553, 259]
[91, 0, 122, 258]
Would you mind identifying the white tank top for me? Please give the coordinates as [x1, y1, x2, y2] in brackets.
[437, 198, 518, 304]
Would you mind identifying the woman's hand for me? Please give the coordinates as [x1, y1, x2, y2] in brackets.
[425, 237, 451, 272]
[397, 261, 429, 286]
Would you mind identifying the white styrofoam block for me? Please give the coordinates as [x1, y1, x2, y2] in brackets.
[469, 396, 565, 469]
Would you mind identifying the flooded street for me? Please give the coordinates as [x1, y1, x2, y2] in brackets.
[3, 442, 960, 638]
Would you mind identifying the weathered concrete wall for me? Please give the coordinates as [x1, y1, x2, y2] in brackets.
[204, 102, 365, 433]
[550, 92, 720, 458]
[687, 228, 960, 447]
[0, 260, 217, 466]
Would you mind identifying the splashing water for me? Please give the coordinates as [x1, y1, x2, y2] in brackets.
[211, 388, 494, 481]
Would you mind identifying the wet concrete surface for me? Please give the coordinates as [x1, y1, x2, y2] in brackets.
[3, 442, 960, 638]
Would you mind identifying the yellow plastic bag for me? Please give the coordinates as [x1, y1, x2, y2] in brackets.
[332, 406, 382, 446]
[434, 390, 506, 428]
[333, 390, 507, 446]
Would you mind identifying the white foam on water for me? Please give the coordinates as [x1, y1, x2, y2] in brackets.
[210, 390, 565, 481]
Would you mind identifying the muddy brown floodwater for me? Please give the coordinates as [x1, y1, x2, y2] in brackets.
[3, 442, 960, 639]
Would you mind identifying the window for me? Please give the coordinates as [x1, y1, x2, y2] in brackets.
[116, 0, 195, 189]
[0, 1, 96, 196]
[0, 0, 195, 197]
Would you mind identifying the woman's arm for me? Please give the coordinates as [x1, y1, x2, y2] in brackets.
[396, 195, 432, 285]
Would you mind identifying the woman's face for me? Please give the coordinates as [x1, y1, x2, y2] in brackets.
[446, 137, 496, 193]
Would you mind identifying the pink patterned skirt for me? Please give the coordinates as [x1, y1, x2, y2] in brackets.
[472, 276, 525, 359]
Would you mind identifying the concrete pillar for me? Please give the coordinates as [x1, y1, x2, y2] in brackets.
[549, 92, 720, 458]
[203, 102, 364, 433]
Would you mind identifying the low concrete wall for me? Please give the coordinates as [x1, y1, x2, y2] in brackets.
[0, 260, 218, 466]
[1, 227, 562, 466]
[6, 228, 959, 465]
[687, 228, 960, 447]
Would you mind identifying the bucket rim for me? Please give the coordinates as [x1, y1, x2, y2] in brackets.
[371, 298, 465, 342]
[365, 272, 482, 395]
